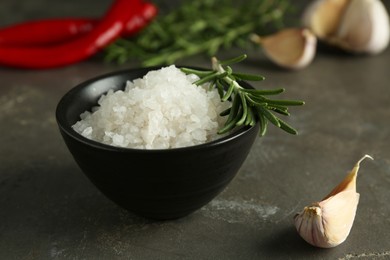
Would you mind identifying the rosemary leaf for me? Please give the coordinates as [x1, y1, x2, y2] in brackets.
[219, 54, 248, 66]
[263, 99, 305, 106]
[224, 91, 241, 125]
[222, 81, 235, 102]
[216, 80, 225, 98]
[194, 71, 218, 85]
[246, 95, 268, 107]
[259, 114, 269, 136]
[277, 118, 299, 135]
[241, 88, 285, 95]
[268, 106, 291, 116]
[236, 92, 248, 126]
[232, 73, 265, 81]
[180, 68, 213, 77]
[245, 107, 254, 126]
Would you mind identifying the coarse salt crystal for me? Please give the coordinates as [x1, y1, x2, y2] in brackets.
[72, 65, 231, 149]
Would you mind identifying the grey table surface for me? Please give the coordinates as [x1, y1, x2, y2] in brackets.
[1, 0, 389, 259]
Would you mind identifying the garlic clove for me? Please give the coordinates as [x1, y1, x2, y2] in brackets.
[302, 0, 351, 39]
[332, 0, 390, 54]
[295, 190, 360, 248]
[294, 155, 373, 248]
[302, 0, 390, 54]
[250, 28, 317, 70]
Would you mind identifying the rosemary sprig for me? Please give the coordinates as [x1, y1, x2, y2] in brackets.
[181, 55, 304, 136]
[105, 0, 292, 66]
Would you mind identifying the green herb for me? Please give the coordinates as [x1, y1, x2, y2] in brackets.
[105, 0, 292, 67]
[181, 55, 304, 135]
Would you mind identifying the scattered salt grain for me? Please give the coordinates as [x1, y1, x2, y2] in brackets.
[72, 65, 231, 149]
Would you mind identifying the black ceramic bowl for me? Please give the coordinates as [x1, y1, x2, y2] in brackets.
[56, 67, 259, 220]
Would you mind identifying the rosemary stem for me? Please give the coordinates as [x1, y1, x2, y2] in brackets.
[105, 0, 292, 66]
[212, 57, 243, 92]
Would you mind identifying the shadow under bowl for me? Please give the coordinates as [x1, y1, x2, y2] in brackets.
[56, 67, 259, 220]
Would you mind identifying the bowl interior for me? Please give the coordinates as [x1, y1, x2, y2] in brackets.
[56, 67, 256, 151]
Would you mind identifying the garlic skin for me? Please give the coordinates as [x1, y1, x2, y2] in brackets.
[250, 28, 317, 70]
[294, 155, 373, 248]
[302, 0, 350, 39]
[302, 0, 390, 54]
[334, 0, 390, 54]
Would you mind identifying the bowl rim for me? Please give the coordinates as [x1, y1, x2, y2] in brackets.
[56, 66, 259, 153]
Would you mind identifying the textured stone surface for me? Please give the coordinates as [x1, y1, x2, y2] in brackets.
[1, 0, 390, 259]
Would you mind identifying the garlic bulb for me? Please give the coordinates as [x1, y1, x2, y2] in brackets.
[250, 28, 317, 70]
[294, 155, 373, 248]
[303, 0, 390, 54]
[335, 0, 390, 54]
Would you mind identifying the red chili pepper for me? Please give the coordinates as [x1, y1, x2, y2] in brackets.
[0, 19, 93, 47]
[0, 2, 157, 47]
[0, 0, 151, 69]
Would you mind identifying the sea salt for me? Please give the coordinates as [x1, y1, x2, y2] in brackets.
[72, 65, 231, 149]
